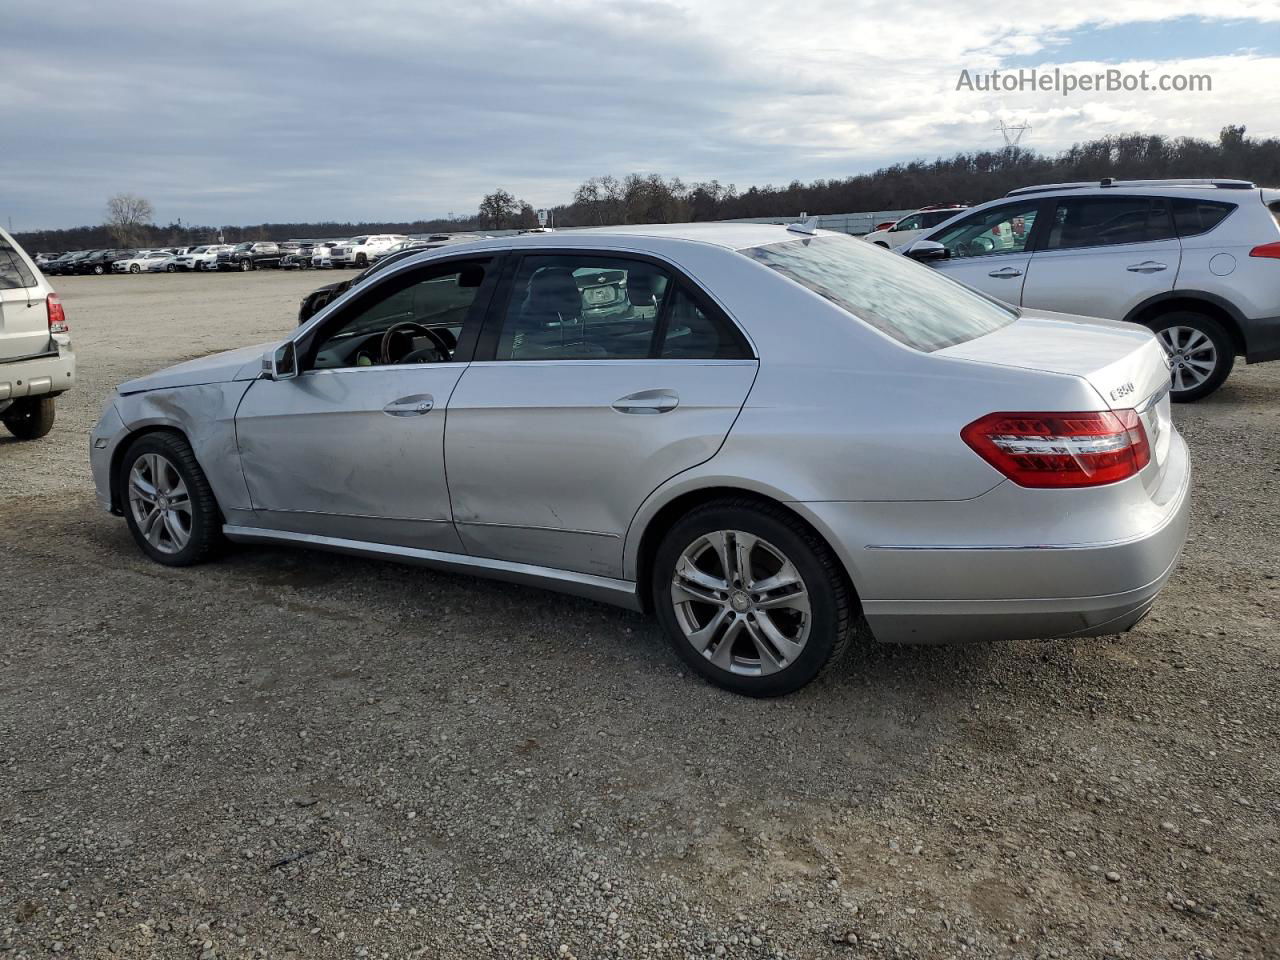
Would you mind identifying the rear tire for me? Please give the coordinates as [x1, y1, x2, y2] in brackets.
[119, 432, 223, 566]
[1148, 311, 1234, 402]
[652, 499, 854, 697]
[93, 264, 105, 275]
[2, 396, 55, 440]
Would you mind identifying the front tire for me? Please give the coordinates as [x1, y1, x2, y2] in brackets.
[652, 499, 854, 697]
[2, 396, 55, 440]
[93, 264, 105, 275]
[119, 433, 223, 566]
[239, 259, 253, 272]
[1148, 311, 1234, 402]
[129, 264, 140, 274]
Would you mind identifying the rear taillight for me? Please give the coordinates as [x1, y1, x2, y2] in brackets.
[961, 410, 1150, 488]
[46, 293, 69, 334]
[1249, 241, 1280, 259]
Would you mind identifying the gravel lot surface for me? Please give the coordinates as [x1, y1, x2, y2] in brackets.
[2, 272, 1277, 960]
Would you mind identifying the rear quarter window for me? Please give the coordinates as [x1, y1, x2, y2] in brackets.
[1172, 198, 1236, 238]
[743, 234, 1015, 352]
[0, 237, 38, 290]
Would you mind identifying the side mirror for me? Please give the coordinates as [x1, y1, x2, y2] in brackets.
[904, 240, 949, 263]
[262, 341, 298, 381]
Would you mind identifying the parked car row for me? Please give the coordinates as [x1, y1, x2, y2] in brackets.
[33, 235, 490, 277]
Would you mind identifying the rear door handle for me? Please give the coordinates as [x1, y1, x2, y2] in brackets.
[987, 267, 1023, 278]
[1127, 261, 1168, 273]
[382, 394, 434, 417]
[612, 389, 679, 414]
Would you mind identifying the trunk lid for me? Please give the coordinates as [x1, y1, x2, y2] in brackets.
[939, 309, 1175, 488]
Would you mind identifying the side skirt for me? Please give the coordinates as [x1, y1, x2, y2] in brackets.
[222, 524, 643, 611]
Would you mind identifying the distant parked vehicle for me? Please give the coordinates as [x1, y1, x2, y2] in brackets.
[146, 252, 186, 273]
[280, 243, 317, 269]
[216, 242, 285, 271]
[862, 205, 970, 249]
[33, 252, 63, 269]
[310, 241, 344, 269]
[114, 251, 174, 274]
[331, 235, 408, 268]
[172, 245, 230, 271]
[76, 249, 137, 275]
[42, 252, 88, 276]
[900, 177, 1280, 401]
[0, 226, 74, 440]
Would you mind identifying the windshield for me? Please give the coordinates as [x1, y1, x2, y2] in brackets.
[742, 234, 1016, 352]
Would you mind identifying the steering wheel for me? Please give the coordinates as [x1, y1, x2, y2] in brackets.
[379, 321, 454, 365]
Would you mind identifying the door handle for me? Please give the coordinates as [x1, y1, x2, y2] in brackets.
[987, 267, 1023, 278]
[382, 394, 434, 417]
[612, 389, 679, 415]
[1127, 261, 1168, 273]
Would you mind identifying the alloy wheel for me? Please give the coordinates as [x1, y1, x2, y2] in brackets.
[1157, 325, 1217, 393]
[127, 452, 193, 554]
[670, 530, 811, 676]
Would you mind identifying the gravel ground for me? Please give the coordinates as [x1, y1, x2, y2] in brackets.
[1, 272, 1277, 960]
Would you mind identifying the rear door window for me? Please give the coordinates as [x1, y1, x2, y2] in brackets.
[1044, 196, 1176, 249]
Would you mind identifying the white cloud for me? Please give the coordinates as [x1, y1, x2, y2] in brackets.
[1, 0, 1276, 229]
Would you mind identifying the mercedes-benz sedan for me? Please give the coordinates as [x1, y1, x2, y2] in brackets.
[90, 224, 1190, 696]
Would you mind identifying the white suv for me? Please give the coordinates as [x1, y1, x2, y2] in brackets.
[331, 234, 408, 268]
[901, 178, 1280, 400]
[862, 205, 969, 248]
[0, 227, 74, 439]
[173, 245, 232, 271]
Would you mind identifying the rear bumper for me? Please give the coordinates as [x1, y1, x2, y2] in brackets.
[801, 434, 1192, 645]
[1240, 314, 1280, 363]
[0, 343, 75, 403]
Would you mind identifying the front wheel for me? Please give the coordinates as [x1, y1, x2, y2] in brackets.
[652, 499, 854, 696]
[2, 396, 55, 440]
[1149, 311, 1234, 402]
[93, 264, 105, 275]
[239, 259, 253, 272]
[166, 263, 177, 273]
[129, 264, 141, 274]
[119, 433, 223, 566]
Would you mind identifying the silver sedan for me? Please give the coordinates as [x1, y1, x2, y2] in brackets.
[90, 224, 1190, 696]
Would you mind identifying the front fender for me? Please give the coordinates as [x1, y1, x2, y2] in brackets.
[111, 382, 255, 513]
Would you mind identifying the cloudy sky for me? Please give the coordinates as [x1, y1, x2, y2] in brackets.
[3, 0, 1278, 231]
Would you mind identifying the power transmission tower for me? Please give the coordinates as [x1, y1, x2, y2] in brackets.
[996, 119, 1032, 146]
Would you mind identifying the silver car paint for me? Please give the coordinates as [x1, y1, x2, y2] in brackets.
[445, 358, 758, 577]
[234, 364, 469, 553]
[91, 224, 1191, 647]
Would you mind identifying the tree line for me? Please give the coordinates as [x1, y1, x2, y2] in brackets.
[16, 126, 1278, 252]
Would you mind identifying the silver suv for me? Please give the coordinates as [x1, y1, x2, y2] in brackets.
[0, 227, 75, 439]
[901, 179, 1280, 400]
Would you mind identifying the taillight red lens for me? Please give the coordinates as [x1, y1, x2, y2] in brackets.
[47, 293, 69, 334]
[1249, 241, 1280, 259]
[961, 410, 1150, 488]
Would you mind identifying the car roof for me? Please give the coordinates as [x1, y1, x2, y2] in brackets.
[428, 222, 826, 256]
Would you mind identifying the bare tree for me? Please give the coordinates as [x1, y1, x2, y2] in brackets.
[478, 189, 520, 229]
[105, 193, 154, 246]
